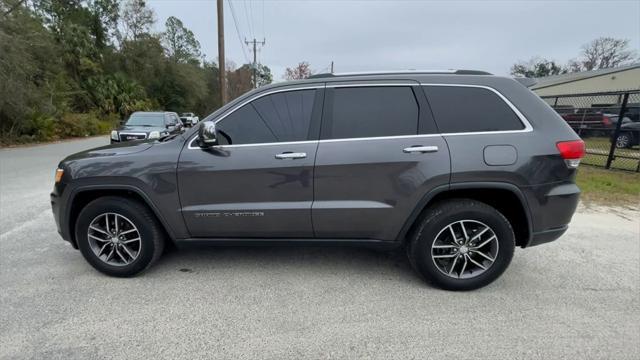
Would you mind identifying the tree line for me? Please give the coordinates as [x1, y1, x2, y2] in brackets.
[0, 0, 272, 144]
[510, 37, 637, 78]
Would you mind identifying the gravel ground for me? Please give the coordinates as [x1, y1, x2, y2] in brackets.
[1, 137, 639, 359]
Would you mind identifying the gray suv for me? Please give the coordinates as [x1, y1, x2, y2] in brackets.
[51, 71, 585, 290]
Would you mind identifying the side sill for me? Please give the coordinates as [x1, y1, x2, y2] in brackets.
[174, 238, 402, 250]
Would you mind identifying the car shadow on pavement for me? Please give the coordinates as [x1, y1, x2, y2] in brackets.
[149, 245, 424, 285]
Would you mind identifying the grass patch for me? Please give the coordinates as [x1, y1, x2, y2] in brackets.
[576, 165, 640, 205]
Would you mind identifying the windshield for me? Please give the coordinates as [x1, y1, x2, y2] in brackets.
[181, 113, 193, 117]
[126, 113, 165, 127]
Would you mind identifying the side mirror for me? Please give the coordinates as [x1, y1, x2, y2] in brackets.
[197, 121, 217, 148]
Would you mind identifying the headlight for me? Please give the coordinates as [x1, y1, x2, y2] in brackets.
[148, 131, 160, 139]
[110, 130, 118, 140]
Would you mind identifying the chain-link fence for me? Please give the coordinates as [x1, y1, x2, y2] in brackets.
[541, 91, 640, 172]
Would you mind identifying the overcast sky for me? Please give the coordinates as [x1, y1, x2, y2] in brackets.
[148, 0, 640, 80]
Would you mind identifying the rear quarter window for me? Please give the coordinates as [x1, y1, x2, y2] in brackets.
[423, 86, 524, 133]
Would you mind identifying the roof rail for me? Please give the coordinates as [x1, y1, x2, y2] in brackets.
[307, 69, 492, 79]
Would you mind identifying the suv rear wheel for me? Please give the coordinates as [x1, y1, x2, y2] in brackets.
[75, 196, 165, 277]
[407, 199, 515, 290]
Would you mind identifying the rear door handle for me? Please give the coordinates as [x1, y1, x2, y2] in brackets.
[403, 146, 439, 153]
[275, 152, 307, 160]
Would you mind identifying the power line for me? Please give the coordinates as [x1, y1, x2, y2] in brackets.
[227, 0, 250, 64]
[242, 0, 254, 41]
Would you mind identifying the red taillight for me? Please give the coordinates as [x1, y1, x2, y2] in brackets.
[556, 140, 585, 159]
[556, 140, 585, 168]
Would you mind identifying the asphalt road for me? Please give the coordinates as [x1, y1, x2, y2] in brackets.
[1, 137, 639, 359]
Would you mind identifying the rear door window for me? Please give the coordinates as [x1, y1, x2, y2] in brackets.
[423, 86, 525, 133]
[322, 86, 419, 139]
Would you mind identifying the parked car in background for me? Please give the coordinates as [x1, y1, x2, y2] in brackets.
[613, 121, 640, 148]
[52, 71, 584, 290]
[111, 111, 183, 143]
[559, 110, 614, 136]
[594, 104, 639, 123]
[180, 112, 199, 127]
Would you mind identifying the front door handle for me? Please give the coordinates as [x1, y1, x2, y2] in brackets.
[275, 152, 307, 160]
[403, 145, 439, 153]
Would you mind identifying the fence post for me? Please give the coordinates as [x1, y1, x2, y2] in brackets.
[605, 93, 630, 169]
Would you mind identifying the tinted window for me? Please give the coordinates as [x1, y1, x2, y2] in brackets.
[252, 89, 315, 142]
[326, 87, 418, 139]
[424, 86, 524, 133]
[216, 89, 316, 145]
[217, 104, 277, 145]
[126, 113, 165, 127]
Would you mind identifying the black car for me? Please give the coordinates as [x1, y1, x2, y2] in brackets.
[110, 111, 183, 143]
[614, 121, 640, 148]
[52, 70, 583, 290]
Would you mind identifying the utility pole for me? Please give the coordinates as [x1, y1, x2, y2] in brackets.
[245, 38, 266, 88]
[217, 0, 227, 104]
[330, 61, 334, 73]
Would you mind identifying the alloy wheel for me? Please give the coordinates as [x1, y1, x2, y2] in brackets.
[87, 212, 142, 266]
[431, 220, 499, 279]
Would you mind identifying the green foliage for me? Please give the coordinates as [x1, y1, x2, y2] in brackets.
[510, 58, 567, 78]
[163, 16, 201, 64]
[0, 0, 236, 145]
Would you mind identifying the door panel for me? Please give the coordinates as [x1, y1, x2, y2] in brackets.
[178, 142, 317, 238]
[312, 83, 449, 241]
[313, 136, 450, 240]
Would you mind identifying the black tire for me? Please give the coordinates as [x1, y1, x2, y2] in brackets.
[75, 196, 165, 277]
[407, 199, 515, 291]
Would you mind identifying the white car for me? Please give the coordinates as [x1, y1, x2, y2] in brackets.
[180, 112, 199, 127]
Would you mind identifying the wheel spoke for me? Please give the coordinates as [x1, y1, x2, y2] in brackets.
[114, 214, 119, 234]
[88, 234, 110, 243]
[105, 214, 110, 234]
[469, 226, 489, 242]
[433, 244, 457, 249]
[121, 237, 140, 245]
[433, 253, 458, 259]
[471, 250, 495, 262]
[459, 255, 468, 278]
[467, 256, 487, 270]
[89, 226, 110, 236]
[459, 221, 469, 241]
[97, 243, 110, 257]
[119, 228, 137, 236]
[105, 247, 115, 262]
[121, 244, 136, 260]
[115, 247, 127, 264]
[448, 255, 460, 275]
[448, 225, 458, 244]
[472, 235, 496, 249]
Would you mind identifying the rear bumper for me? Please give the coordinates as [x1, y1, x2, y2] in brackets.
[522, 182, 580, 247]
[529, 225, 568, 247]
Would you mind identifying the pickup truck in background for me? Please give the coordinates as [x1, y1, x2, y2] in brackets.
[180, 112, 199, 127]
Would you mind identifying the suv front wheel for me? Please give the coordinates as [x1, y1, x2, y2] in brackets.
[407, 199, 515, 291]
[75, 196, 165, 277]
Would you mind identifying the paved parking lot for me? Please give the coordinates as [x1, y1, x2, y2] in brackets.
[1, 137, 639, 359]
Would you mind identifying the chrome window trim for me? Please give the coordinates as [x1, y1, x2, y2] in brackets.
[187, 82, 534, 150]
[212, 85, 324, 126]
[420, 83, 534, 135]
